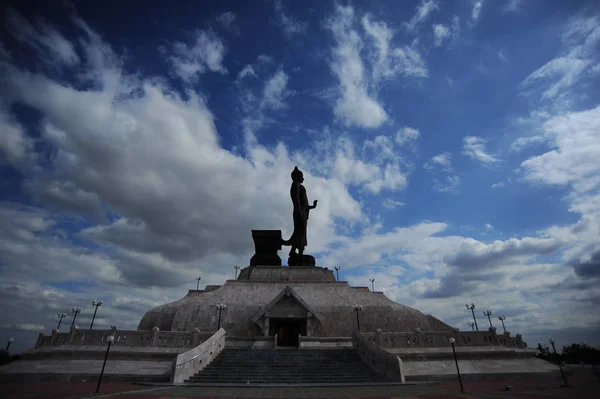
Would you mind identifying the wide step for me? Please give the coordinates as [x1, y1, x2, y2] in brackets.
[186, 349, 387, 384]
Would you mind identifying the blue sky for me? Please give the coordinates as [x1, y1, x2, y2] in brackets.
[1, 0, 599, 353]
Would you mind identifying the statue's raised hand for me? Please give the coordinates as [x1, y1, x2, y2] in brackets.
[312, 200, 318, 209]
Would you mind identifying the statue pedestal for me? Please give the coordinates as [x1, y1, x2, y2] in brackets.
[250, 230, 282, 266]
[288, 254, 316, 267]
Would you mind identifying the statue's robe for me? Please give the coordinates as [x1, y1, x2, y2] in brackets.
[289, 181, 309, 249]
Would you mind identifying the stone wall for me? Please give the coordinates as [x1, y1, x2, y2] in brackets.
[362, 329, 526, 350]
[171, 328, 226, 383]
[34, 326, 215, 350]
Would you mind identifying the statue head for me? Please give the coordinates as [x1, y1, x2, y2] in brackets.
[291, 166, 304, 183]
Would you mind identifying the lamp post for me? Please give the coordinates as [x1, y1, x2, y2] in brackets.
[498, 316, 507, 333]
[467, 322, 475, 331]
[352, 304, 362, 331]
[5, 337, 14, 352]
[549, 338, 568, 387]
[56, 313, 67, 330]
[95, 335, 114, 393]
[90, 300, 103, 329]
[216, 303, 226, 330]
[483, 310, 493, 329]
[369, 278, 375, 292]
[334, 266, 340, 281]
[234, 265, 240, 279]
[71, 308, 81, 327]
[196, 276, 202, 290]
[465, 303, 478, 331]
[449, 337, 465, 393]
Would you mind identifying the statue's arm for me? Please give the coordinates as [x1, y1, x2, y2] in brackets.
[309, 199, 318, 209]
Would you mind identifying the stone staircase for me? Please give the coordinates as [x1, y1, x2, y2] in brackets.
[186, 348, 387, 384]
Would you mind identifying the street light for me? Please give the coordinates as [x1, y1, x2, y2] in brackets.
[196, 276, 202, 290]
[549, 338, 569, 387]
[369, 278, 375, 292]
[334, 266, 341, 281]
[216, 303, 226, 330]
[449, 337, 465, 393]
[71, 308, 81, 327]
[5, 337, 14, 352]
[498, 316, 507, 333]
[467, 322, 475, 331]
[465, 303, 478, 331]
[352, 304, 363, 331]
[483, 310, 493, 329]
[90, 300, 103, 329]
[95, 335, 114, 393]
[234, 265, 240, 279]
[56, 313, 67, 330]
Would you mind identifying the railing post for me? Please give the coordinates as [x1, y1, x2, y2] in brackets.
[274, 333, 277, 349]
[376, 328, 383, 347]
[298, 334, 302, 348]
[192, 327, 200, 346]
[35, 332, 44, 348]
[69, 325, 78, 344]
[151, 326, 160, 346]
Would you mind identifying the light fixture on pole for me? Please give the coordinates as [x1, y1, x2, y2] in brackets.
[196, 276, 202, 290]
[467, 322, 475, 331]
[90, 300, 103, 329]
[465, 303, 478, 331]
[216, 303, 226, 330]
[449, 337, 465, 393]
[71, 308, 81, 327]
[95, 335, 114, 393]
[234, 265, 240, 279]
[56, 313, 67, 330]
[352, 304, 363, 331]
[5, 337, 14, 352]
[497, 316, 507, 333]
[483, 310, 493, 329]
[334, 266, 340, 281]
[549, 338, 568, 387]
[369, 278, 375, 292]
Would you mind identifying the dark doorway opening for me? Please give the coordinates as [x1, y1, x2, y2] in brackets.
[269, 318, 307, 347]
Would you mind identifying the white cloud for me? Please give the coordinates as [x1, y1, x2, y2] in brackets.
[491, 181, 505, 189]
[472, 1, 484, 22]
[326, 5, 387, 128]
[363, 14, 429, 80]
[502, 0, 522, 13]
[521, 57, 589, 100]
[424, 152, 452, 172]
[382, 199, 406, 209]
[485, 223, 494, 230]
[0, 105, 35, 167]
[395, 127, 421, 147]
[168, 30, 227, 82]
[462, 136, 500, 165]
[423, 153, 460, 193]
[217, 12, 237, 31]
[521, 105, 600, 193]
[261, 70, 291, 110]
[405, 0, 440, 31]
[5, 8, 80, 66]
[273, 0, 308, 38]
[237, 65, 257, 80]
[510, 135, 546, 152]
[432, 24, 450, 47]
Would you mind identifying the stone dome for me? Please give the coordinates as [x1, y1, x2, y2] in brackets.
[138, 266, 454, 337]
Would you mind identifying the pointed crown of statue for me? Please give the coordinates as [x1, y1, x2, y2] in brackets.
[291, 166, 303, 181]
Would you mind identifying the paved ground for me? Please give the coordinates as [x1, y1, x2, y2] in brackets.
[0, 370, 598, 399]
